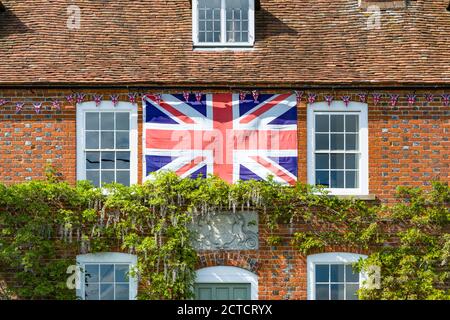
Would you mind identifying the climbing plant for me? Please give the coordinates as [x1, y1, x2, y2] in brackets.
[0, 172, 448, 300]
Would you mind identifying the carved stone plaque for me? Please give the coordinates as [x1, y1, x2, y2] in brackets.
[190, 211, 258, 250]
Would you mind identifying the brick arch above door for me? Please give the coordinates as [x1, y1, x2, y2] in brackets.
[197, 252, 259, 274]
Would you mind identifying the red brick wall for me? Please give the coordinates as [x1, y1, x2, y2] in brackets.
[367, 98, 449, 203]
[0, 88, 447, 299]
[0, 89, 448, 203]
[184, 221, 369, 300]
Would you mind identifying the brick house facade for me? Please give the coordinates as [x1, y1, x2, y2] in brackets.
[0, 0, 449, 300]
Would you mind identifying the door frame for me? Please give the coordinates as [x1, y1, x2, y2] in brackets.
[195, 266, 258, 300]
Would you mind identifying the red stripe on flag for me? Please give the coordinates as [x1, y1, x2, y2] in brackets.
[239, 94, 292, 124]
[233, 130, 297, 150]
[175, 156, 205, 176]
[250, 156, 296, 186]
[146, 129, 297, 150]
[147, 96, 195, 124]
[212, 94, 234, 184]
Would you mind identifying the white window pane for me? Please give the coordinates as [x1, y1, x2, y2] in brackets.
[330, 134, 345, 150]
[101, 113, 114, 130]
[81, 108, 135, 191]
[316, 115, 329, 132]
[346, 265, 360, 282]
[116, 152, 130, 169]
[196, 0, 251, 46]
[213, 9, 220, 19]
[330, 264, 345, 282]
[316, 171, 330, 187]
[116, 171, 130, 186]
[101, 152, 115, 170]
[330, 115, 344, 132]
[316, 154, 329, 169]
[346, 134, 358, 150]
[345, 154, 358, 170]
[100, 283, 114, 300]
[346, 284, 359, 300]
[86, 152, 100, 170]
[116, 132, 129, 149]
[331, 171, 345, 188]
[211, 0, 221, 8]
[100, 264, 114, 282]
[346, 171, 358, 188]
[115, 265, 130, 283]
[242, 20, 248, 32]
[242, 9, 248, 20]
[86, 113, 99, 130]
[86, 171, 100, 187]
[234, 31, 241, 42]
[315, 264, 329, 282]
[85, 264, 99, 283]
[214, 21, 221, 31]
[331, 154, 345, 169]
[315, 134, 329, 150]
[206, 20, 213, 31]
[85, 283, 99, 300]
[200, 21, 206, 32]
[346, 115, 359, 132]
[199, 9, 206, 19]
[86, 132, 99, 149]
[115, 284, 129, 300]
[226, 0, 249, 10]
[242, 32, 248, 42]
[116, 113, 129, 130]
[330, 284, 345, 300]
[316, 284, 329, 300]
[101, 131, 114, 149]
[101, 171, 115, 185]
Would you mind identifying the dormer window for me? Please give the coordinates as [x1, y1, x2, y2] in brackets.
[192, 0, 255, 48]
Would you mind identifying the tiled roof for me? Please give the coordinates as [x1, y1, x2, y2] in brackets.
[0, 0, 449, 87]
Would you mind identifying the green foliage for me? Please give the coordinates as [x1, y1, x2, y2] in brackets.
[0, 172, 448, 300]
[356, 183, 450, 300]
[266, 235, 283, 246]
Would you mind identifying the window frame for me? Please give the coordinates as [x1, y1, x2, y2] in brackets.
[307, 101, 369, 196]
[76, 252, 138, 300]
[76, 101, 138, 187]
[307, 252, 368, 301]
[192, 0, 255, 48]
[195, 266, 258, 300]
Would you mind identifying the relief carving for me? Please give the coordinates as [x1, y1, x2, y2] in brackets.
[190, 211, 258, 250]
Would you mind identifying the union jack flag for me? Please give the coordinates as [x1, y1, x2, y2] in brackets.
[143, 93, 298, 185]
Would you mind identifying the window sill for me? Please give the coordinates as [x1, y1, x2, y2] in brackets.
[193, 45, 254, 52]
[329, 194, 377, 201]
